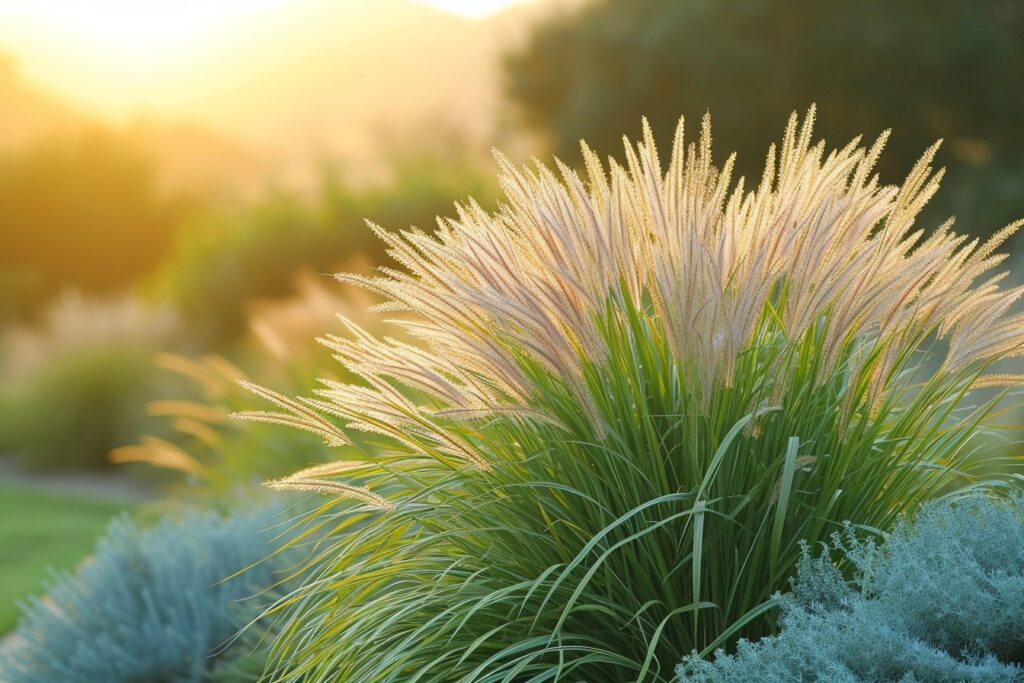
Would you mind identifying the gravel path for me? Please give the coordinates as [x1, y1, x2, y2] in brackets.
[0, 457, 157, 502]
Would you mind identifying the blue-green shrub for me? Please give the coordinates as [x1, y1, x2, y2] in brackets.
[678, 493, 1024, 682]
[0, 507, 287, 683]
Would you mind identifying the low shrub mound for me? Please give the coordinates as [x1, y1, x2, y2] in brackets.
[0, 292, 185, 470]
[0, 507, 287, 683]
[678, 493, 1024, 682]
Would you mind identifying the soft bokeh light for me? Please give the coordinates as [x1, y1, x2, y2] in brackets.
[0, 1, 289, 56]
[0, 0, 291, 121]
[415, 0, 532, 18]
[0, 0, 529, 135]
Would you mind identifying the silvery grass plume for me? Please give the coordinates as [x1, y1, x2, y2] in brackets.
[242, 108, 1024, 682]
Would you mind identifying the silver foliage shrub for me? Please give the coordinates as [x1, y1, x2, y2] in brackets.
[678, 492, 1024, 682]
[0, 507, 286, 683]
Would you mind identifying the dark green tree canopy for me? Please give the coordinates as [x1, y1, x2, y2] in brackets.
[0, 130, 191, 316]
[506, 0, 1024, 235]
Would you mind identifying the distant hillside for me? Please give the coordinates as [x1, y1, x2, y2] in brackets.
[0, 55, 266, 198]
[124, 119, 268, 198]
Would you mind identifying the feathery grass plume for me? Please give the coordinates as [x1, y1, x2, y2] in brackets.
[116, 352, 344, 496]
[244, 108, 1024, 682]
[264, 472, 394, 511]
[110, 435, 208, 476]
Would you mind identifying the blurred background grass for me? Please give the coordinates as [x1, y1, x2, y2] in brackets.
[0, 0, 1022, 636]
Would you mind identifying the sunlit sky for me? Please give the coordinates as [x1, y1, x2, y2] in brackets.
[0, 0, 532, 123]
[419, 0, 532, 18]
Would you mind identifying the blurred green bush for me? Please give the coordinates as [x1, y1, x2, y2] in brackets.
[0, 293, 188, 471]
[158, 151, 498, 344]
[0, 346, 175, 471]
[112, 259, 404, 498]
[0, 129, 193, 319]
[112, 352, 336, 497]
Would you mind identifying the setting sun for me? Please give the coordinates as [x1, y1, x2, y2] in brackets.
[0, 0, 531, 125]
[0, 0, 528, 62]
[0, 1, 289, 57]
[0, 0, 298, 121]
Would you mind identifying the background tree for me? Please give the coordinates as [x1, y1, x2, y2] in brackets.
[0, 130, 191, 319]
[506, 0, 1024, 237]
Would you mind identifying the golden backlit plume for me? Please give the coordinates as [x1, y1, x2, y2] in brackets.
[241, 108, 1024, 485]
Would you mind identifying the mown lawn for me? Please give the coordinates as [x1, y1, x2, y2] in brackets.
[0, 483, 131, 633]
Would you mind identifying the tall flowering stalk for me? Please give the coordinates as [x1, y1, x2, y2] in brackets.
[245, 109, 1024, 682]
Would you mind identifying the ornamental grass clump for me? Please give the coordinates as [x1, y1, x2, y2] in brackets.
[246, 109, 1024, 681]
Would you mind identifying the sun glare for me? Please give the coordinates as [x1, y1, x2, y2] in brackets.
[0, 1, 289, 57]
[2, 0, 531, 58]
[0, 0, 532, 122]
[414, 0, 533, 19]
[0, 0, 300, 120]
